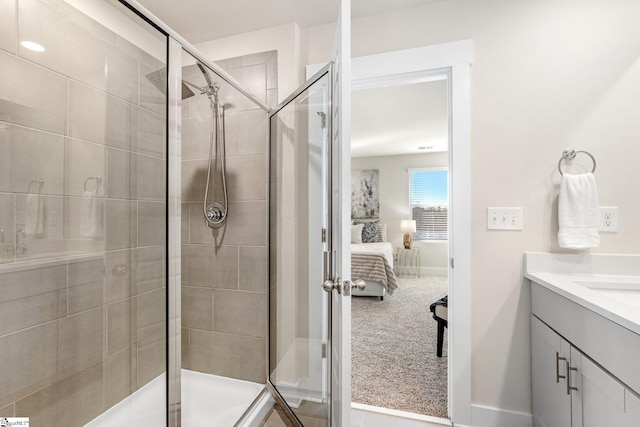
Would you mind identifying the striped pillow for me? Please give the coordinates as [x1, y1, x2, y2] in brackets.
[378, 223, 388, 242]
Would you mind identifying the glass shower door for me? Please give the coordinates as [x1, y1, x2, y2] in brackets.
[269, 68, 331, 425]
[0, 1, 168, 425]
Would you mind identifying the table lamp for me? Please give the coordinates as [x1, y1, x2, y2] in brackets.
[401, 219, 416, 249]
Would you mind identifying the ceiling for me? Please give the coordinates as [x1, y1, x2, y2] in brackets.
[136, 0, 440, 43]
[135, 0, 447, 158]
[351, 80, 449, 158]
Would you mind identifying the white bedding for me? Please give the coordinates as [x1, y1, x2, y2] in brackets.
[350, 242, 394, 269]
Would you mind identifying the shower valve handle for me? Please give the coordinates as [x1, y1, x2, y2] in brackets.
[205, 202, 227, 229]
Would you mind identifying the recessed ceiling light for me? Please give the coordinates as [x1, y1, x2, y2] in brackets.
[20, 41, 45, 52]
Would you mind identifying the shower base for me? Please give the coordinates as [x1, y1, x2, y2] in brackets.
[86, 369, 264, 426]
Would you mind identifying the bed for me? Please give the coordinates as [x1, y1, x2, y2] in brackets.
[350, 242, 398, 299]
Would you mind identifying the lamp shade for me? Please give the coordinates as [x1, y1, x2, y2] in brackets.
[400, 219, 416, 233]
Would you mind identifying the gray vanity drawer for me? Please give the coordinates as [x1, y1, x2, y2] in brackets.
[531, 281, 640, 394]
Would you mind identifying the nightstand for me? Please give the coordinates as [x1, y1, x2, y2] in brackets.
[394, 247, 420, 277]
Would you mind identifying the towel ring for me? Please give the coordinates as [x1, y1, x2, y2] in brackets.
[28, 179, 44, 194]
[84, 176, 102, 192]
[558, 150, 596, 175]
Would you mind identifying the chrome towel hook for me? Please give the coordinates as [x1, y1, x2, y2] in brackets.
[558, 150, 596, 175]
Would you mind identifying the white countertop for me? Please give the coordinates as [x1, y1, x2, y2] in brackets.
[525, 252, 640, 336]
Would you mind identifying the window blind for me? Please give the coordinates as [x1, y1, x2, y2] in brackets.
[409, 169, 448, 240]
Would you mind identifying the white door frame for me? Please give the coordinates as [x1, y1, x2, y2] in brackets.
[332, 2, 352, 426]
[351, 40, 473, 426]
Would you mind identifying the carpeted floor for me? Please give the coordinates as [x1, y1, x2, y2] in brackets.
[351, 275, 449, 419]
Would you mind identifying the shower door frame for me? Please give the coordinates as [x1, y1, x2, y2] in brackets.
[266, 63, 334, 427]
[167, 37, 182, 427]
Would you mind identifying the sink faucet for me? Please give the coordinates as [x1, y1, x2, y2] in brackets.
[16, 228, 28, 257]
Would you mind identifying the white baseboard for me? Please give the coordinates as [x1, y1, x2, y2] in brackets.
[422, 267, 448, 276]
[349, 403, 532, 427]
[351, 403, 451, 427]
[397, 268, 448, 277]
[470, 404, 533, 427]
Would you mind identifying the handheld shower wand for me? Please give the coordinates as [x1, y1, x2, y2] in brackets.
[198, 62, 228, 229]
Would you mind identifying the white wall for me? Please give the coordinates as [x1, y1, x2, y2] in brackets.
[192, 0, 640, 419]
[351, 0, 640, 417]
[304, 0, 640, 418]
[194, 23, 304, 104]
[352, 153, 449, 275]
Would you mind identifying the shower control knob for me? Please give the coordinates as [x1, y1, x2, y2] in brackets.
[205, 202, 227, 228]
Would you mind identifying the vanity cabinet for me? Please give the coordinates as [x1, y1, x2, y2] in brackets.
[531, 316, 571, 427]
[532, 316, 640, 427]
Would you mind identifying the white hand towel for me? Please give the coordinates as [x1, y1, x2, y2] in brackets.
[80, 190, 103, 238]
[25, 193, 45, 236]
[558, 172, 600, 249]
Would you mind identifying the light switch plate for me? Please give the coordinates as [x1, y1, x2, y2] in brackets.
[598, 206, 618, 232]
[487, 207, 523, 230]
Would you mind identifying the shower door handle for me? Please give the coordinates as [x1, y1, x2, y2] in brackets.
[322, 277, 342, 294]
[323, 278, 366, 296]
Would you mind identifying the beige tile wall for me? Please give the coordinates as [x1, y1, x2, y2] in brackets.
[181, 51, 275, 384]
[0, 0, 167, 425]
[1, 3, 276, 424]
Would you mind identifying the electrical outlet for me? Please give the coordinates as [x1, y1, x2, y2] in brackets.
[598, 207, 618, 232]
[487, 207, 523, 230]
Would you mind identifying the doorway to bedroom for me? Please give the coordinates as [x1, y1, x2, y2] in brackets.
[349, 74, 451, 421]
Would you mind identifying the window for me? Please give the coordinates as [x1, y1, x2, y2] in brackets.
[409, 168, 448, 240]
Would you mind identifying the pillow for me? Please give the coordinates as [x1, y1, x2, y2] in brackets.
[351, 224, 364, 243]
[377, 223, 388, 242]
[353, 220, 379, 243]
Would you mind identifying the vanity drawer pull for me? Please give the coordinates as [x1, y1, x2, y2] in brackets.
[565, 360, 578, 395]
[556, 352, 567, 383]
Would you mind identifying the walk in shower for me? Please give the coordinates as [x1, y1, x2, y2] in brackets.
[178, 47, 274, 426]
[0, 0, 275, 425]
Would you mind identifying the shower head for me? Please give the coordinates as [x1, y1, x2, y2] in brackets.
[196, 62, 213, 88]
[145, 62, 221, 102]
[145, 68, 196, 100]
[193, 62, 221, 104]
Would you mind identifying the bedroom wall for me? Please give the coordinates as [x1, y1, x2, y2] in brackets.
[303, 0, 640, 420]
[352, 153, 449, 276]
